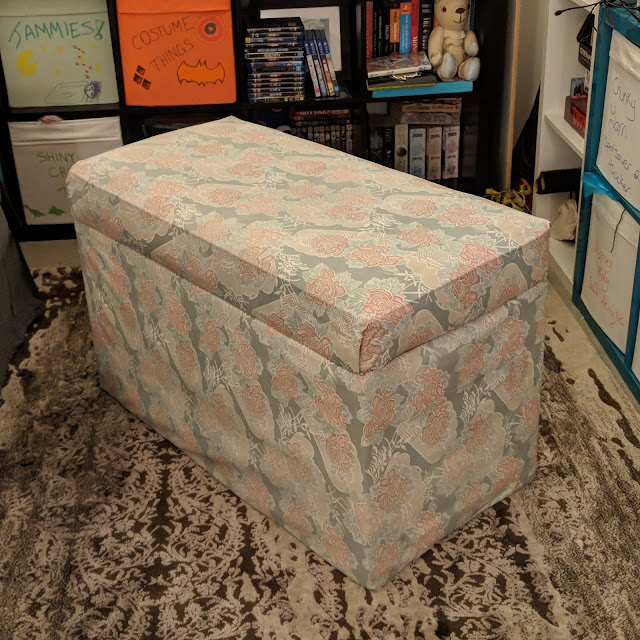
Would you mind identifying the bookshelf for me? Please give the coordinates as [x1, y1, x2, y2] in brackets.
[532, 0, 597, 284]
[0, 0, 518, 242]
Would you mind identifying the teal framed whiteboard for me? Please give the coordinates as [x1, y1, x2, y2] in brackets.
[573, 6, 640, 402]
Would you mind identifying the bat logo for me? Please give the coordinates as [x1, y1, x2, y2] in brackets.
[177, 60, 225, 86]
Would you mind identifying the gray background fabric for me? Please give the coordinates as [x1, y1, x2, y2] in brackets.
[0, 204, 43, 383]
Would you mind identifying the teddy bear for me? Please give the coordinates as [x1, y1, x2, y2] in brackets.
[427, 0, 480, 82]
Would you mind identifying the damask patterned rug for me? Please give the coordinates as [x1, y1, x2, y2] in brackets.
[1, 268, 639, 640]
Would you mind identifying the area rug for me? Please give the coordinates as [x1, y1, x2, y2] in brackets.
[1, 268, 639, 640]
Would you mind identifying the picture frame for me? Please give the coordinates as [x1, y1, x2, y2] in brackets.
[259, 4, 345, 74]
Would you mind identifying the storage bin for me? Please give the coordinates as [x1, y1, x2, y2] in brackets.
[116, 0, 236, 106]
[9, 117, 122, 225]
[581, 191, 640, 352]
[68, 117, 549, 589]
[0, 0, 119, 108]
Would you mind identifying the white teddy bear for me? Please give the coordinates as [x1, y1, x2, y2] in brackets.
[427, 0, 481, 82]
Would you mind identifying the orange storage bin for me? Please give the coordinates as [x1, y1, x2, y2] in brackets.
[116, 0, 236, 106]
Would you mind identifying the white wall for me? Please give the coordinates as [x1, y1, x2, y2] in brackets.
[513, 0, 548, 142]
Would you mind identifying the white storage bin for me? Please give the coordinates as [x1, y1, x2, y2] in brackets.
[9, 117, 122, 225]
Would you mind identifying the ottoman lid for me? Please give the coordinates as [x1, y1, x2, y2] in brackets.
[67, 116, 549, 375]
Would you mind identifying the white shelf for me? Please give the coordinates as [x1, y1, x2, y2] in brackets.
[544, 112, 585, 158]
[550, 237, 577, 283]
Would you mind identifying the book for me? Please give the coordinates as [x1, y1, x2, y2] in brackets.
[248, 88, 305, 96]
[367, 51, 430, 78]
[250, 70, 306, 78]
[303, 33, 322, 98]
[247, 18, 304, 33]
[249, 96, 306, 103]
[400, 2, 412, 54]
[396, 111, 461, 125]
[383, 125, 394, 167]
[313, 30, 335, 96]
[366, 1, 374, 59]
[248, 82, 306, 90]
[390, 4, 401, 55]
[292, 108, 351, 120]
[307, 32, 328, 97]
[402, 97, 463, 113]
[367, 72, 437, 90]
[394, 124, 409, 172]
[426, 126, 442, 180]
[248, 76, 306, 83]
[246, 61, 304, 70]
[383, 0, 391, 56]
[372, 1, 379, 58]
[419, 1, 434, 52]
[318, 29, 340, 95]
[409, 127, 426, 178]
[442, 125, 460, 179]
[245, 36, 302, 44]
[376, 1, 383, 57]
[246, 19, 306, 104]
[245, 51, 305, 59]
[245, 46, 304, 53]
[410, 0, 420, 52]
[295, 119, 351, 130]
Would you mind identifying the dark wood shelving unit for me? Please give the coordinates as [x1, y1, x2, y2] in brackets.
[1, 0, 513, 242]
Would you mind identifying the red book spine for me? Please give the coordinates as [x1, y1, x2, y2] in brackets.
[366, 1, 374, 58]
[410, 0, 419, 52]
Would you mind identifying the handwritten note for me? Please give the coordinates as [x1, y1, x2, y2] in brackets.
[8, 117, 122, 226]
[581, 192, 640, 352]
[597, 31, 640, 212]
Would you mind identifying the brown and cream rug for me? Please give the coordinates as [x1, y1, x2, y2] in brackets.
[1, 268, 639, 640]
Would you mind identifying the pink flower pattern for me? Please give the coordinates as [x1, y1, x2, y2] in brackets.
[363, 289, 413, 326]
[346, 246, 403, 267]
[70, 116, 549, 589]
[363, 391, 397, 439]
[304, 268, 346, 311]
[314, 379, 346, 429]
[325, 434, 354, 472]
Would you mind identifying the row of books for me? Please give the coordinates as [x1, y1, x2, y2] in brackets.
[244, 18, 341, 103]
[365, 0, 435, 58]
[369, 99, 462, 180]
[245, 18, 306, 104]
[303, 30, 340, 98]
[291, 108, 352, 152]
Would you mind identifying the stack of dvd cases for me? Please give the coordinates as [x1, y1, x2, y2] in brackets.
[245, 18, 306, 104]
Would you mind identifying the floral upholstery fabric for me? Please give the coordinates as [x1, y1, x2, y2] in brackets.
[67, 116, 549, 375]
[76, 222, 546, 589]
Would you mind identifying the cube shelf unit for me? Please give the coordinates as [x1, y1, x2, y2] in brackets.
[533, 0, 597, 284]
[0, 0, 516, 242]
[572, 5, 640, 403]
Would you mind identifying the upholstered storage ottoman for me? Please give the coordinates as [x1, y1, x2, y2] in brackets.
[67, 116, 549, 589]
